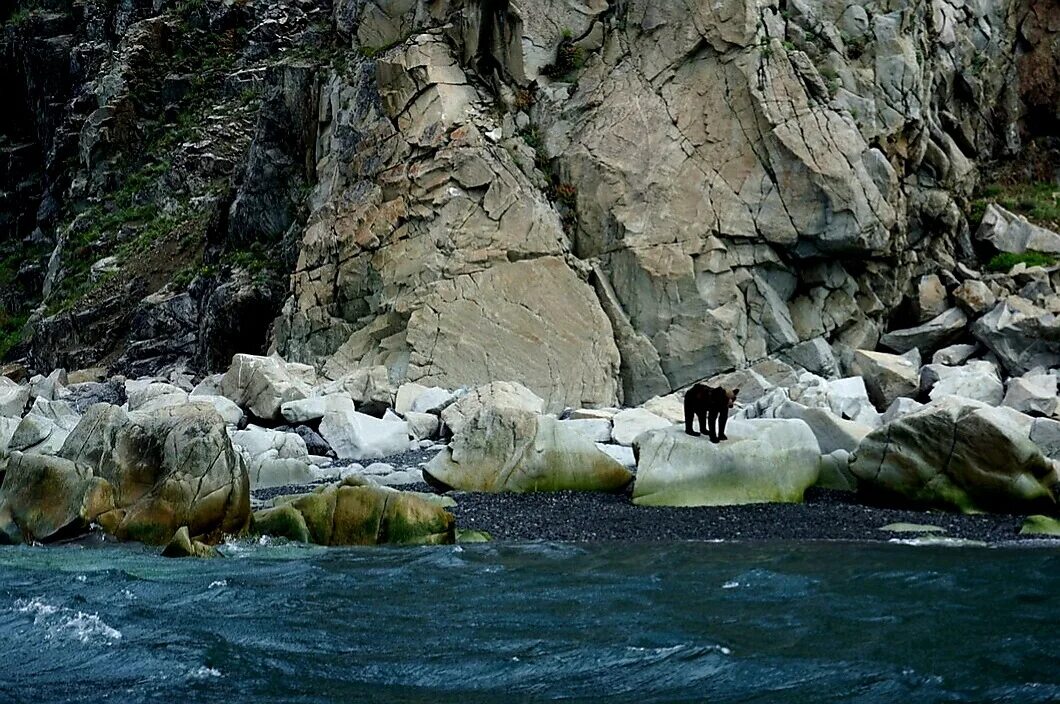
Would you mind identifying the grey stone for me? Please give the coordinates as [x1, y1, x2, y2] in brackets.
[880, 308, 969, 354]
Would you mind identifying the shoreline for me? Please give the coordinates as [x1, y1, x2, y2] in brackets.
[252, 478, 1055, 545]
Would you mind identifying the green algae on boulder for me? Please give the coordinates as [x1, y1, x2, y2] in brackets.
[0, 403, 251, 547]
[251, 504, 313, 543]
[632, 421, 821, 507]
[0, 452, 114, 544]
[253, 479, 455, 546]
[850, 399, 1058, 514]
[162, 526, 222, 558]
[1020, 515, 1060, 536]
[425, 405, 632, 493]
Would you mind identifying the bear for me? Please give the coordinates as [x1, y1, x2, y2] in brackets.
[683, 385, 739, 443]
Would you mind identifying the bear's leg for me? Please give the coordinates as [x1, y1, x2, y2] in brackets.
[707, 409, 719, 443]
[697, 407, 708, 436]
[718, 407, 729, 441]
[684, 398, 700, 436]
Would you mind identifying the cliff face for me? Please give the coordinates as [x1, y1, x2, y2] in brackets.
[1, 0, 1058, 408]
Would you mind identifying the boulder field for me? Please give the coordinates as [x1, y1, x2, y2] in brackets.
[2, 339, 1060, 553]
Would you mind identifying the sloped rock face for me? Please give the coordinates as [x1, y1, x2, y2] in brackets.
[267, 0, 1051, 409]
[3, 0, 1060, 412]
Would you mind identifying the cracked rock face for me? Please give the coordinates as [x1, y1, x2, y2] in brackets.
[268, 0, 1049, 409]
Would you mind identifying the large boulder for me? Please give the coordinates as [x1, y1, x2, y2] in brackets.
[912, 275, 949, 323]
[280, 394, 356, 423]
[849, 399, 1059, 514]
[879, 308, 969, 354]
[919, 361, 1004, 405]
[790, 374, 880, 427]
[972, 297, 1060, 376]
[1, 402, 250, 545]
[230, 425, 317, 489]
[440, 381, 544, 436]
[976, 203, 1060, 255]
[8, 398, 81, 456]
[219, 354, 316, 421]
[78, 404, 251, 544]
[395, 384, 457, 415]
[774, 401, 871, 454]
[851, 348, 920, 410]
[1003, 370, 1060, 417]
[75, 404, 249, 543]
[953, 280, 996, 317]
[932, 343, 979, 366]
[631, 422, 821, 507]
[424, 405, 633, 493]
[126, 382, 187, 412]
[254, 479, 455, 546]
[0, 377, 29, 418]
[318, 366, 395, 416]
[0, 453, 114, 544]
[611, 407, 673, 445]
[318, 407, 410, 460]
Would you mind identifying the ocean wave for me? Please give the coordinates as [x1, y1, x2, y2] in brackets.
[188, 666, 223, 680]
[13, 597, 122, 645]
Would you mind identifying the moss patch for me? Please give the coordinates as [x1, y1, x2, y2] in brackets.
[986, 251, 1057, 273]
[970, 181, 1060, 231]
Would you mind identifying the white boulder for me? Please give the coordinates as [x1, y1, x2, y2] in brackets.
[319, 408, 411, 461]
[611, 408, 673, 446]
[559, 418, 613, 443]
[425, 405, 632, 493]
[219, 354, 316, 421]
[920, 361, 1004, 405]
[851, 349, 920, 409]
[632, 421, 821, 507]
[280, 394, 356, 423]
[774, 400, 871, 454]
[0, 377, 29, 418]
[440, 381, 545, 436]
[1003, 370, 1060, 417]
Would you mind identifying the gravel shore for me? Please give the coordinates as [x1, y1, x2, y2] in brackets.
[253, 473, 1051, 544]
[445, 487, 1045, 544]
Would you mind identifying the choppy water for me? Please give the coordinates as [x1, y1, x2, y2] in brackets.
[0, 539, 1057, 703]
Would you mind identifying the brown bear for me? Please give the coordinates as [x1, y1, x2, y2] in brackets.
[683, 385, 739, 443]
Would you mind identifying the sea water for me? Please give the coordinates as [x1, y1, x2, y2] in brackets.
[0, 539, 1057, 703]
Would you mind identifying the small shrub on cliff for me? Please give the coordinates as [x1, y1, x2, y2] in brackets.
[551, 182, 577, 208]
[0, 313, 27, 360]
[541, 39, 585, 79]
[987, 251, 1057, 273]
[513, 89, 535, 112]
[970, 181, 1060, 230]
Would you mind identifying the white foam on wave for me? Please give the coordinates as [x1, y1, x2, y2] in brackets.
[626, 643, 732, 658]
[189, 666, 222, 680]
[208, 580, 227, 589]
[721, 581, 741, 589]
[887, 537, 988, 548]
[13, 597, 122, 645]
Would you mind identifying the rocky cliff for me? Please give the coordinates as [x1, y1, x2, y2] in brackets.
[1, 0, 1058, 410]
